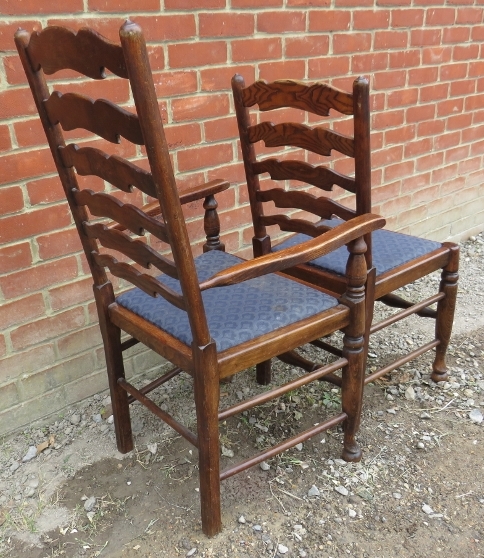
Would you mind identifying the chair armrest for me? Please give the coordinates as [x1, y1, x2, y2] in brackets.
[179, 179, 230, 205]
[107, 179, 230, 231]
[199, 213, 385, 291]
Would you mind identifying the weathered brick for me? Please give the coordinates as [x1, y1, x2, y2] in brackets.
[257, 11, 306, 33]
[0, 186, 24, 215]
[0, 344, 55, 384]
[168, 41, 227, 69]
[285, 35, 330, 59]
[232, 38, 282, 62]
[177, 143, 233, 172]
[172, 94, 230, 122]
[199, 12, 254, 37]
[0, 294, 45, 330]
[0, 242, 33, 274]
[0, 0, 83, 15]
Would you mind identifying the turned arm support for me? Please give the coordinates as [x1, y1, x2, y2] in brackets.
[199, 214, 385, 291]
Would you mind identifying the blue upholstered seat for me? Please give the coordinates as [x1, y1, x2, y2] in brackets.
[117, 250, 338, 352]
[273, 219, 442, 277]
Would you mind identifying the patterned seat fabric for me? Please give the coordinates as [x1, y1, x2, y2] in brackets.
[117, 250, 338, 352]
[273, 219, 442, 277]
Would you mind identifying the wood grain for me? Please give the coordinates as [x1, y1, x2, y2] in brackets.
[60, 144, 157, 197]
[74, 189, 168, 242]
[84, 222, 177, 277]
[241, 79, 354, 116]
[260, 214, 332, 237]
[253, 158, 356, 192]
[257, 188, 357, 221]
[27, 26, 128, 79]
[45, 91, 144, 145]
[93, 252, 185, 309]
[248, 121, 354, 158]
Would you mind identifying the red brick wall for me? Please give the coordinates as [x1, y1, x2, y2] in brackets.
[1, 1, 483, 435]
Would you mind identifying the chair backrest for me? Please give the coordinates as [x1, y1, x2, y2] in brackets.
[232, 75, 372, 266]
[15, 21, 212, 347]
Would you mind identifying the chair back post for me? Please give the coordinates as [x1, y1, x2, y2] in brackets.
[14, 29, 108, 289]
[232, 73, 271, 257]
[119, 21, 211, 348]
[353, 76, 372, 269]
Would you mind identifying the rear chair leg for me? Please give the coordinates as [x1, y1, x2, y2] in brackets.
[256, 360, 271, 385]
[94, 283, 133, 454]
[432, 245, 459, 383]
[193, 341, 222, 537]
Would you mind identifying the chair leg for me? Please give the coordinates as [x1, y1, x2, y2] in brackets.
[94, 283, 133, 454]
[193, 341, 222, 537]
[432, 246, 459, 383]
[340, 330, 365, 463]
[256, 360, 272, 385]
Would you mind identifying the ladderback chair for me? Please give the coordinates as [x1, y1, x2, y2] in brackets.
[232, 74, 459, 388]
[16, 22, 385, 536]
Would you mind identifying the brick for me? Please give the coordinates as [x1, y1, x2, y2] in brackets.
[0, 381, 20, 412]
[400, 172, 431, 194]
[333, 33, 371, 54]
[371, 145, 403, 167]
[436, 97, 464, 118]
[309, 10, 351, 31]
[445, 145, 470, 164]
[373, 71, 406, 90]
[442, 27, 470, 44]
[384, 161, 414, 181]
[373, 109, 405, 130]
[0, 344, 55, 384]
[352, 52, 388, 73]
[26, 176, 64, 205]
[387, 88, 419, 108]
[308, 56, 350, 79]
[201, 65, 255, 92]
[440, 63, 468, 81]
[462, 125, 484, 144]
[177, 143, 233, 172]
[471, 25, 484, 42]
[168, 41, 227, 69]
[4, 54, 30, 86]
[165, 0, 225, 7]
[164, 123, 201, 152]
[288, 0, 330, 5]
[172, 93, 230, 122]
[232, 38, 282, 62]
[0, 87, 37, 119]
[0, 293, 45, 330]
[335, 0, 374, 6]
[232, 0, 282, 6]
[57, 324, 102, 359]
[257, 11, 306, 33]
[435, 131, 461, 151]
[0, 148, 56, 185]
[417, 120, 445, 137]
[0, 0, 83, 15]
[412, 184, 442, 206]
[199, 12, 254, 37]
[153, 71, 197, 99]
[380, 193, 412, 216]
[259, 60, 306, 82]
[448, 113, 473, 132]
[425, 8, 456, 25]
[422, 46, 452, 65]
[0, 242, 32, 274]
[130, 15, 196, 42]
[19, 351, 94, 400]
[469, 60, 484, 77]
[432, 164, 458, 185]
[450, 80, 475, 97]
[458, 156, 481, 175]
[403, 137, 433, 158]
[376, 0, 411, 5]
[385, 124, 416, 145]
[416, 152, 444, 172]
[0, 256, 78, 299]
[453, 44, 480, 61]
[391, 9, 424, 27]
[63, 368, 110, 407]
[456, 7, 483, 23]
[13, 118, 47, 149]
[409, 67, 438, 86]
[204, 116, 241, 142]
[0, 125, 11, 153]
[353, 10, 390, 29]
[11, 307, 85, 350]
[285, 35, 330, 59]
[410, 29, 442, 47]
[389, 50, 421, 69]
[374, 31, 408, 50]
[464, 95, 483, 113]
[0, 186, 24, 215]
[49, 276, 93, 311]
[0, 204, 71, 245]
[89, 0, 159, 10]
[419, 83, 449, 103]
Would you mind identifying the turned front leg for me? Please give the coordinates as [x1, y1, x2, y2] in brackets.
[203, 194, 225, 252]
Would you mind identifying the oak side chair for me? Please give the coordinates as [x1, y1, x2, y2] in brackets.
[232, 74, 459, 388]
[16, 22, 385, 536]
